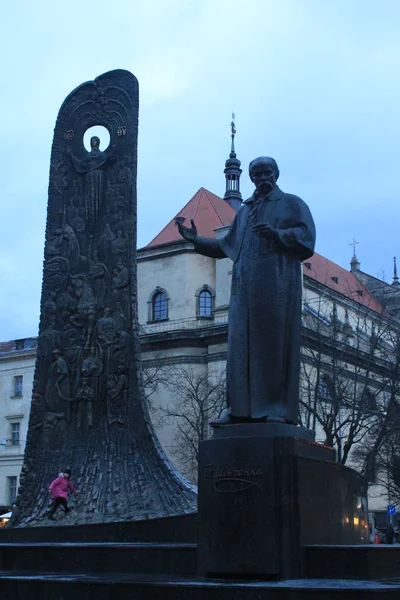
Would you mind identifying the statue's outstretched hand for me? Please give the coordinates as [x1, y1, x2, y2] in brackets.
[253, 223, 279, 241]
[177, 218, 198, 242]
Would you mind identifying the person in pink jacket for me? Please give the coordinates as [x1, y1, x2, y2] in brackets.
[47, 469, 78, 520]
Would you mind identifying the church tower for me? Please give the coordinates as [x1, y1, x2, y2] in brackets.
[223, 113, 242, 211]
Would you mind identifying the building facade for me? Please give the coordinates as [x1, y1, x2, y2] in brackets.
[0, 338, 37, 513]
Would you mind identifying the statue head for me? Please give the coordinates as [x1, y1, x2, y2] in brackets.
[104, 307, 112, 317]
[90, 136, 100, 150]
[249, 157, 279, 195]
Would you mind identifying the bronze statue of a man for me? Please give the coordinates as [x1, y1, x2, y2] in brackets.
[178, 157, 316, 425]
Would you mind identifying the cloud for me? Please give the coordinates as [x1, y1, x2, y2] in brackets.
[2, 0, 400, 339]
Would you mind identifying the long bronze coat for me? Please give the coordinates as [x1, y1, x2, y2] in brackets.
[197, 184, 316, 423]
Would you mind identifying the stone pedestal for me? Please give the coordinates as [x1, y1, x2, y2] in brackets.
[197, 424, 368, 579]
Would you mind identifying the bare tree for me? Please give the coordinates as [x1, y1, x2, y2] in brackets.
[300, 292, 396, 468]
[141, 356, 169, 414]
[156, 365, 226, 482]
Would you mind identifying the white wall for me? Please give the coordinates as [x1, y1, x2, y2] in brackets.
[137, 247, 216, 324]
[0, 353, 35, 507]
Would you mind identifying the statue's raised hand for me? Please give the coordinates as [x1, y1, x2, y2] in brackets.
[176, 218, 198, 242]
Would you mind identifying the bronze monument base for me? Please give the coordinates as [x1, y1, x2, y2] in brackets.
[198, 426, 368, 579]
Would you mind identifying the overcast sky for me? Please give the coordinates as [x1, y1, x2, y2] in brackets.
[1, 0, 400, 340]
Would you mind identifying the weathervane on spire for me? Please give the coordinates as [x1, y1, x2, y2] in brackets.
[223, 111, 242, 209]
[230, 112, 236, 155]
[231, 112, 236, 135]
[349, 238, 359, 258]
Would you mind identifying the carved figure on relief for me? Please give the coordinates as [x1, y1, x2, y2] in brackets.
[96, 307, 117, 377]
[111, 185, 127, 212]
[53, 223, 84, 271]
[45, 349, 71, 418]
[44, 292, 57, 316]
[44, 250, 69, 293]
[67, 136, 115, 232]
[111, 230, 128, 256]
[113, 301, 126, 330]
[53, 163, 69, 223]
[112, 261, 129, 316]
[106, 367, 128, 426]
[70, 208, 86, 236]
[118, 159, 132, 197]
[113, 329, 132, 370]
[88, 249, 109, 309]
[69, 275, 96, 349]
[57, 286, 76, 324]
[76, 377, 94, 430]
[97, 223, 115, 259]
[81, 345, 103, 414]
[110, 210, 128, 235]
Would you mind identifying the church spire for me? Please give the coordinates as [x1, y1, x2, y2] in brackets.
[392, 256, 399, 286]
[349, 238, 360, 272]
[223, 113, 242, 211]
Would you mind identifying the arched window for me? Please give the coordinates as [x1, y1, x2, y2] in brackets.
[199, 289, 213, 317]
[152, 290, 168, 321]
[194, 285, 215, 319]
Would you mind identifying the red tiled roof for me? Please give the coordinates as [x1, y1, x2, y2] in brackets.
[0, 338, 38, 355]
[303, 253, 384, 314]
[147, 184, 386, 315]
[146, 187, 236, 248]
[0, 341, 15, 353]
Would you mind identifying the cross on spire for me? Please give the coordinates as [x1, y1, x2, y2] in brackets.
[349, 238, 359, 258]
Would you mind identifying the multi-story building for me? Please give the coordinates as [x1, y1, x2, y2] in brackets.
[0, 338, 37, 513]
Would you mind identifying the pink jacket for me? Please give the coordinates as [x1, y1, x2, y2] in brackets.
[49, 476, 76, 500]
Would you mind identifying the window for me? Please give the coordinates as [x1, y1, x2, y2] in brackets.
[152, 291, 167, 321]
[7, 476, 17, 505]
[15, 339, 25, 350]
[13, 375, 23, 397]
[365, 389, 378, 412]
[195, 285, 215, 319]
[11, 423, 20, 446]
[318, 376, 331, 401]
[199, 289, 213, 317]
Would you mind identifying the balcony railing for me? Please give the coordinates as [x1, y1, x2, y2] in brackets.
[140, 314, 228, 335]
